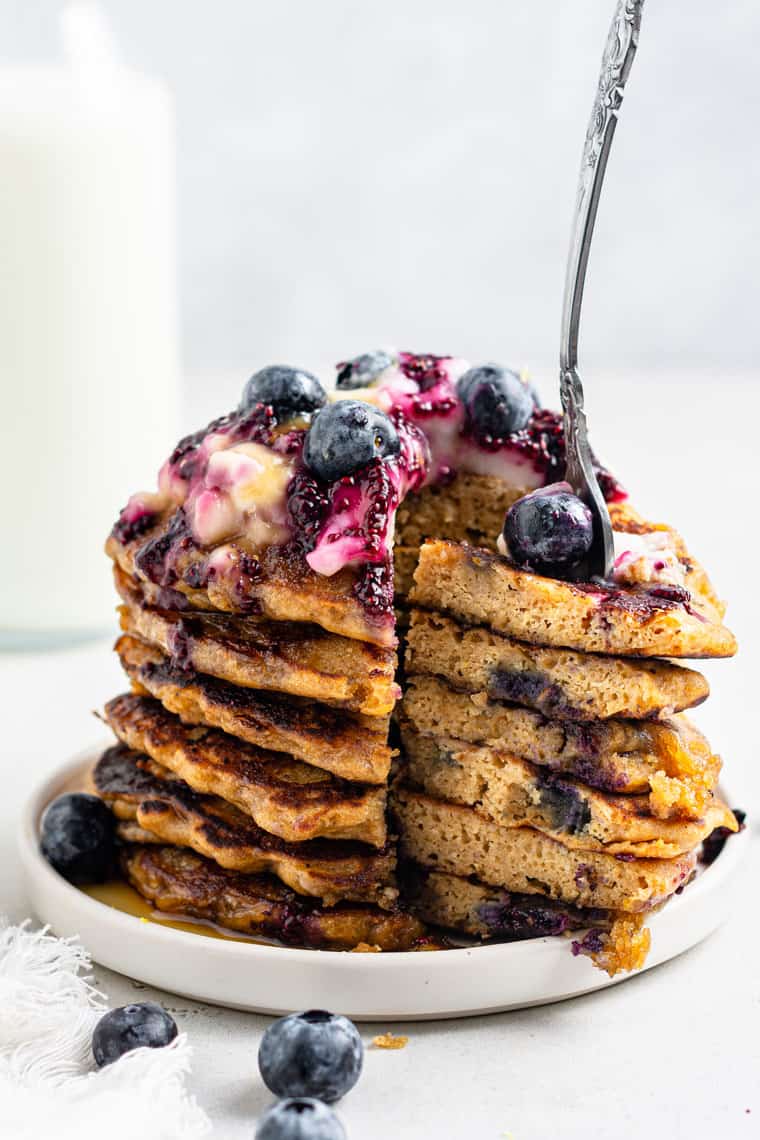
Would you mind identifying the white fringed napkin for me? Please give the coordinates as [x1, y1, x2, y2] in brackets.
[0, 920, 211, 1139]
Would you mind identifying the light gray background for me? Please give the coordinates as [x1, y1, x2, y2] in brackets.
[3, 0, 759, 399]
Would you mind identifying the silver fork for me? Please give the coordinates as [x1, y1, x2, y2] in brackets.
[559, 0, 645, 578]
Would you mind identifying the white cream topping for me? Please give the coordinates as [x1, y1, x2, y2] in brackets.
[612, 529, 686, 587]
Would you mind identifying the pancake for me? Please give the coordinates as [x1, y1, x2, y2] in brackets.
[107, 514, 396, 648]
[104, 693, 387, 846]
[91, 746, 397, 907]
[399, 862, 611, 939]
[411, 538, 736, 660]
[391, 784, 697, 913]
[405, 609, 709, 721]
[401, 729, 736, 857]
[117, 635, 392, 784]
[116, 578, 397, 717]
[402, 675, 720, 818]
[399, 863, 650, 975]
[396, 472, 529, 551]
[122, 845, 427, 951]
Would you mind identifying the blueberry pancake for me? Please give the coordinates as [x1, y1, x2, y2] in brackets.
[104, 693, 387, 846]
[401, 730, 736, 857]
[117, 635, 392, 784]
[411, 531, 736, 660]
[90, 746, 397, 907]
[87, 351, 739, 967]
[401, 675, 720, 819]
[116, 574, 397, 717]
[391, 784, 697, 913]
[405, 609, 709, 721]
[122, 845, 427, 952]
[400, 864, 650, 976]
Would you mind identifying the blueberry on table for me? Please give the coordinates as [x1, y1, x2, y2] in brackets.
[255, 1098, 346, 1140]
[336, 350, 395, 390]
[241, 365, 327, 419]
[92, 1001, 178, 1067]
[457, 363, 536, 441]
[303, 401, 400, 482]
[258, 1010, 363, 1104]
[503, 488, 594, 578]
[40, 793, 116, 884]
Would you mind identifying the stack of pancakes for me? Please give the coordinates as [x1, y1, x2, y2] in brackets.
[89, 563, 429, 951]
[391, 503, 739, 973]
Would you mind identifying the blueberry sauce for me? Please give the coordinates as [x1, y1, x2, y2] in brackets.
[112, 349, 627, 620]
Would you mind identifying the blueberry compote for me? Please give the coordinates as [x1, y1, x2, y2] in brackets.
[110, 350, 625, 630]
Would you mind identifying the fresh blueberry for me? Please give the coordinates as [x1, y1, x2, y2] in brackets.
[457, 363, 536, 442]
[255, 1098, 346, 1140]
[40, 793, 116, 884]
[258, 1010, 363, 1104]
[241, 366, 327, 420]
[92, 1002, 178, 1067]
[336, 350, 395, 390]
[303, 401, 400, 483]
[503, 486, 594, 577]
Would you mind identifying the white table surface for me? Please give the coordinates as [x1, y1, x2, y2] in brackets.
[2, 373, 758, 1138]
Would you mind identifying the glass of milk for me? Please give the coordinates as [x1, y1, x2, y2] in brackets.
[0, 5, 179, 647]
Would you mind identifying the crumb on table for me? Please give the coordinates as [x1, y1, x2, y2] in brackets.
[372, 1032, 409, 1050]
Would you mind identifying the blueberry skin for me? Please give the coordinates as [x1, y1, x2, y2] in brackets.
[303, 401, 400, 482]
[255, 1098, 346, 1140]
[40, 793, 116, 884]
[258, 1010, 363, 1104]
[336, 350, 395, 390]
[92, 1002, 178, 1068]
[504, 490, 594, 577]
[457, 363, 536, 441]
[241, 365, 327, 419]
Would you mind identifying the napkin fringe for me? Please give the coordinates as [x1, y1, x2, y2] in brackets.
[0, 919, 211, 1139]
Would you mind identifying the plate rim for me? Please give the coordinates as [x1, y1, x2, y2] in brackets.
[18, 741, 750, 972]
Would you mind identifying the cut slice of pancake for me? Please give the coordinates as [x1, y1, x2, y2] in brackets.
[122, 845, 427, 951]
[399, 863, 651, 975]
[402, 675, 720, 818]
[401, 730, 736, 857]
[396, 472, 530, 551]
[392, 784, 697, 912]
[91, 746, 397, 907]
[411, 538, 736, 660]
[117, 635, 392, 784]
[400, 863, 611, 939]
[406, 609, 709, 721]
[116, 576, 397, 717]
[104, 693, 387, 846]
[107, 513, 397, 648]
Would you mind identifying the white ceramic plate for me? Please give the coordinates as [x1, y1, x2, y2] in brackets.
[18, 746, 748, 1021]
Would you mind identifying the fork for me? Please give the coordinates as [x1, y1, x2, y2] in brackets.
[559, 0, 645, 578]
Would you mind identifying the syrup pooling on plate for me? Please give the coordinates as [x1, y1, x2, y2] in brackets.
[111, 351, 625, 622]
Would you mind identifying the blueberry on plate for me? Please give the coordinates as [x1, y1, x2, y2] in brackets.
[92, 1001, 178, 1068]
[503, 486, 594, 578]
[336, 350, 395, 390]
[258, 1010, 363, 1104]
[40, 793, 116, 884]
[303, 401, 400, 482]
[255, 1098, 346, 1140]
[241, 365, 327, 419]
[457, 363, 536, 442]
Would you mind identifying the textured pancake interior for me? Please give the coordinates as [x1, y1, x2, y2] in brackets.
[400, 729, 736, 858]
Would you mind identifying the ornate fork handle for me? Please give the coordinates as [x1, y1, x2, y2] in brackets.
[559, 0, 645, 578]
